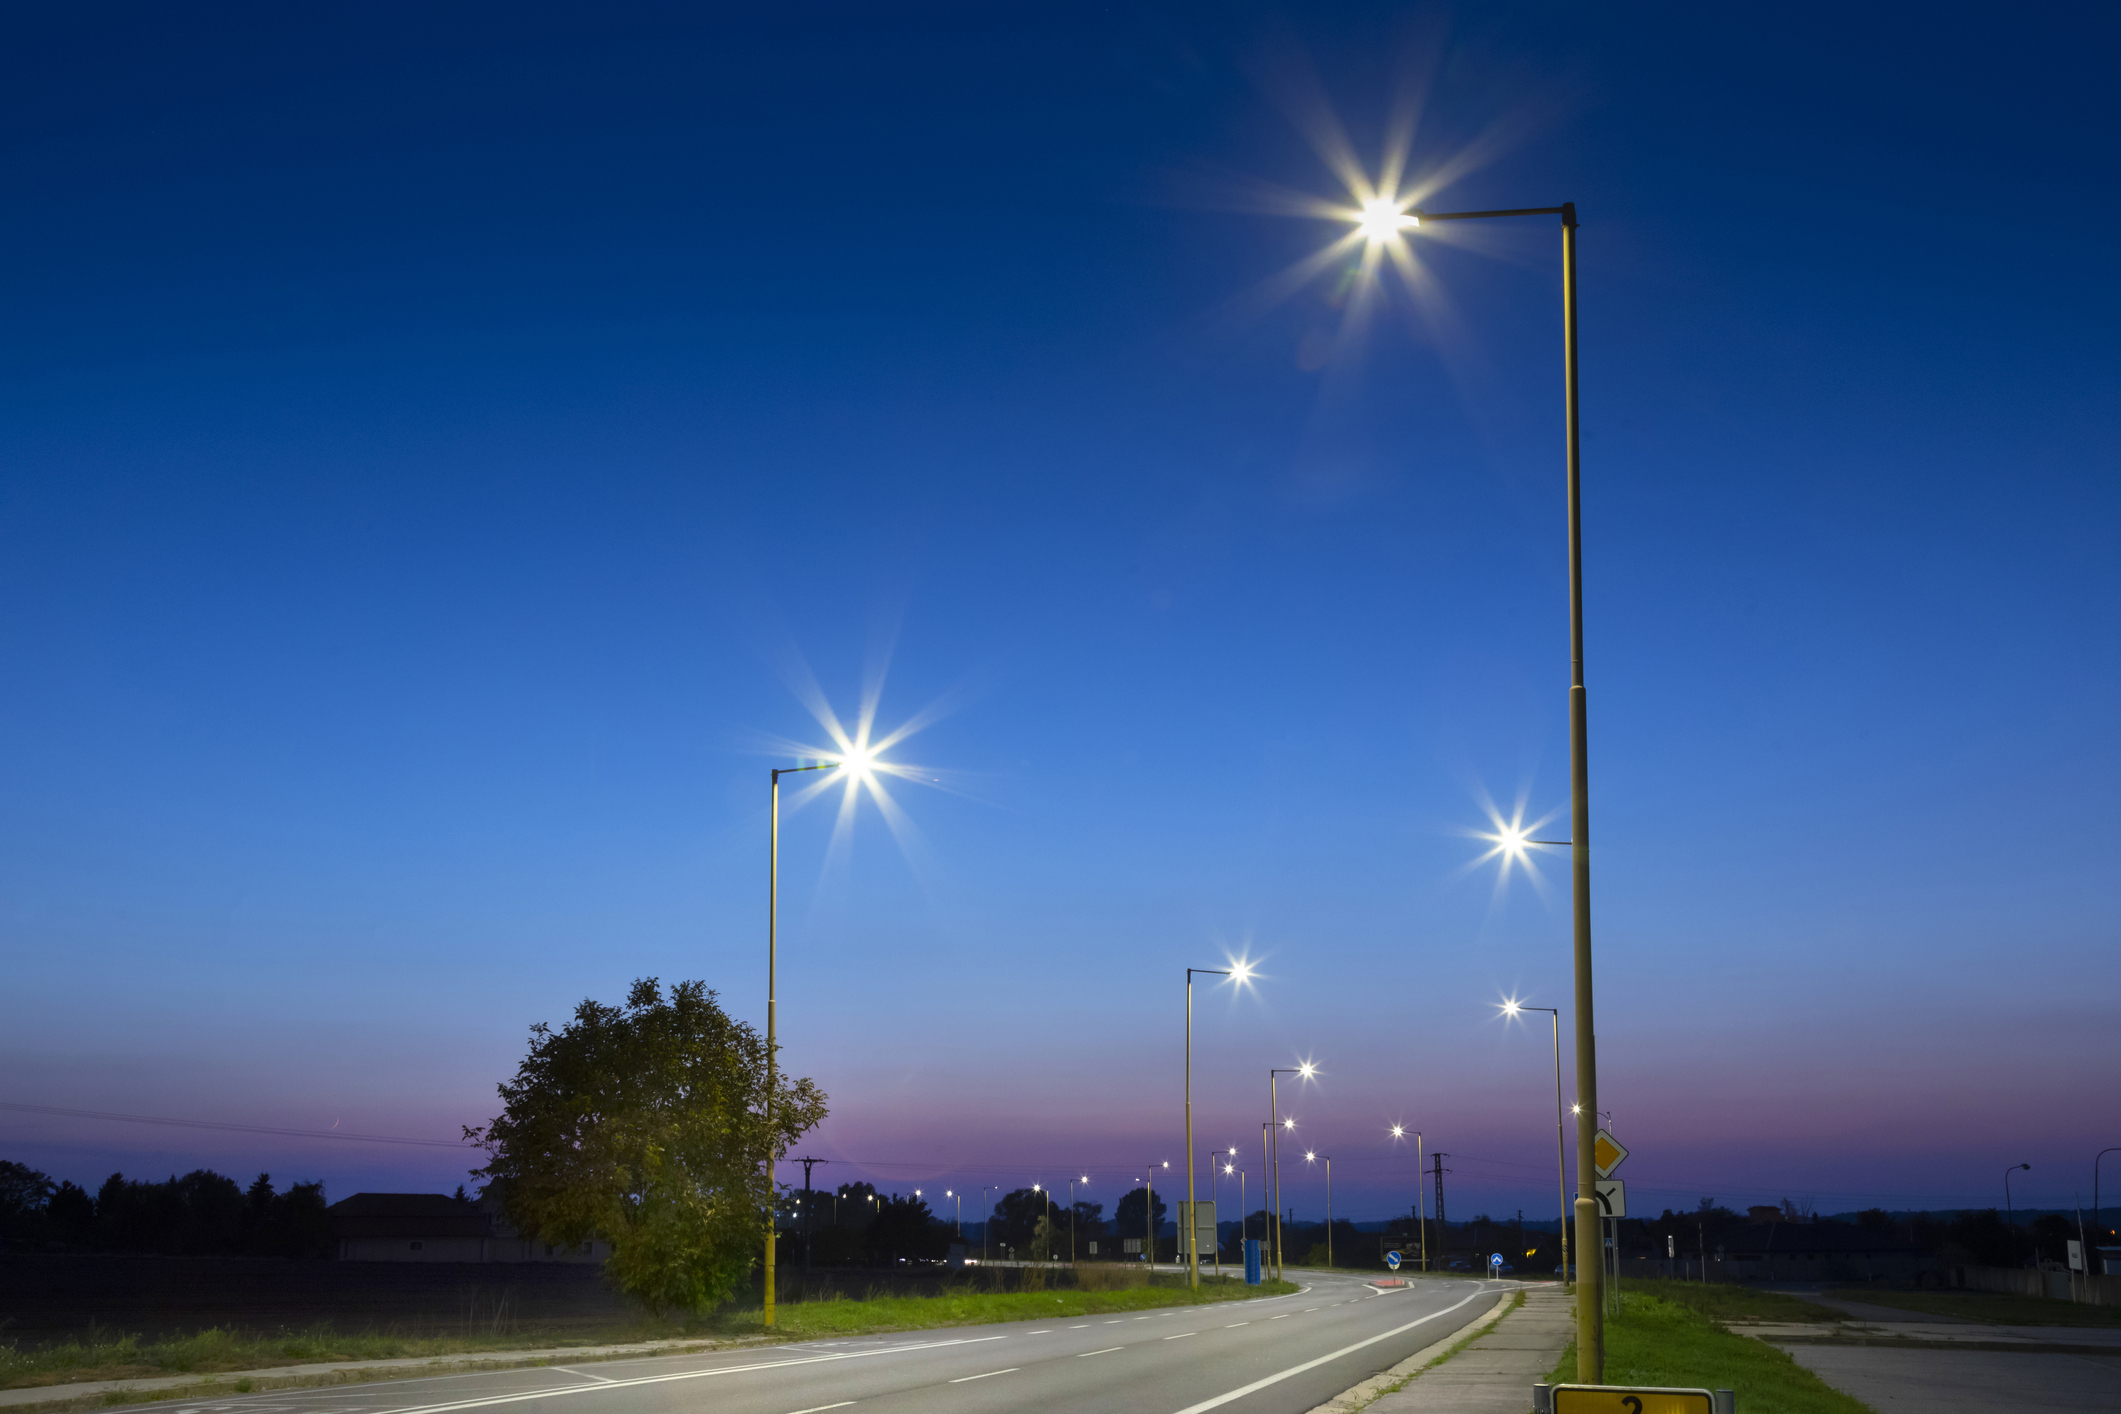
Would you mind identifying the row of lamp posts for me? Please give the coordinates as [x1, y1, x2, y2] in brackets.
[761, 192, 1607, 1372]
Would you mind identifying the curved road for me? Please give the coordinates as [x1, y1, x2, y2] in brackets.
[142, 1273, 1529, 1414]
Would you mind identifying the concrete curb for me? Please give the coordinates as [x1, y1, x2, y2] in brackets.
[1301, 1283, 1525, 1414]
[0, 1335, 776, 1413]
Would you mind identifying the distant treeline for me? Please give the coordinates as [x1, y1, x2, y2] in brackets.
[0, 1160, 332, 1257]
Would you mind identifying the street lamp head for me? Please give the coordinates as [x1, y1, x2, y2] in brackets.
[1500, 998, 1522, 1017]
[1228, 959, 1256, 985]
[1390, 1124, 1404, 1138]
[1283, 1118, 1295, 1130]
[1224, 1163, 1234, 1174]
[1298, 1061, 1316, 1079]
[1305, 1151, 1316, 1162]
[1356, 196, 1415, 242]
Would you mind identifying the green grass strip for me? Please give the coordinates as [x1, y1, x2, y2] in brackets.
[1546, 1286, 1873, 1414]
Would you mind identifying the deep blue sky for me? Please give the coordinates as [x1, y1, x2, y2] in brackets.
[2, 2, 2115, 1225]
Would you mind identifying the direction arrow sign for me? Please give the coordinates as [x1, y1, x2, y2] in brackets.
[1593, 1129, 1628, 1177]
[1595, 1179, 1626, 1218]
[1385, 1250, 1402, 1271]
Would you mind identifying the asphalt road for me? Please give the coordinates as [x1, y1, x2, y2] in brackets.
[133, 1273, 1525, 1414]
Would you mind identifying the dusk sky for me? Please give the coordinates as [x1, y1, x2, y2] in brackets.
[2, 2, 2115, 1228]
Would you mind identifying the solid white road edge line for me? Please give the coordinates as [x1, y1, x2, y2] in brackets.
[946, 1370, 1017, 1384]
[362, 1335, 1010, 1414]
[1165, 1285, 1497, 1414]
[1077, 1348, 1124, 1358]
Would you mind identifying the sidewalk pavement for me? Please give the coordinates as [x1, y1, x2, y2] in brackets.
[1310, 1283, 1570, 1414]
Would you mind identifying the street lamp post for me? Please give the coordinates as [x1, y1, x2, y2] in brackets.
[1186, 965, 1251, 1289]
[2096, 1149, 2121, 1247]
[1501, 1002, 1571, 1287]
[1068, 1175, 1088, 1265]
[766, 758, 851, 1330]
[981, 1184, 995, 1266]
[1379, 197, 1598, 1376]
[1142, 1161, 1168, 1271]
[1392, 1126, 1428, 1273]
[2006, 1163, 2032, 1261]
[1260, 1122, 1273, 1276]
[1306, 1153, 1334, 1269]
[1269, 1064, 1313, 1282]
[1208, 1150, 1235, 1279]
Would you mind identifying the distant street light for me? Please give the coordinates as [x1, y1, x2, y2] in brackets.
[2096, 1149, 2121, 1246]
[2006, 1163, 2032, 1254]
[1500, 1000, 1571, 1287]
[1207, 1149, 1237, 1279]
[1140, 1161, 1169, 1271]
[1068, 1175, 1089, 1265]
[1305, 1152, 1334, 1269]
[945, 1189, 959, 1234]
[1185, 964, 1252, 1290]
[1391, 1125, 1428, 1272]
[766, 753, 866, 1328]
[1269, 1064, 1314, 1283]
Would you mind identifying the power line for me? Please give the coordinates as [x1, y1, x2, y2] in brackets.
[0, 1101, 471, 1150]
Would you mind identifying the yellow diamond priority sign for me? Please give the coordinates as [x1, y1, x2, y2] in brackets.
[1592, 1129, 1628, 1178]
[1553, 1385, 1713, 1414]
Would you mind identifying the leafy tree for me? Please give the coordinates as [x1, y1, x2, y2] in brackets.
[468, 977, 827, 1314]
[49, 1180, 95, 1247]
[865, 1193, 945, 1263]
[1068, 1200, 1106, 1244]
[989, 1188, 1052, 1249]
[0, 1161, 55, 1243]
[1114, 1185, 1167, 1246]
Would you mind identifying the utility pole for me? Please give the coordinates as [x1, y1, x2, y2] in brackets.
[1432, 1154, 1449, 1263]
[793, 1158, 828, 1270]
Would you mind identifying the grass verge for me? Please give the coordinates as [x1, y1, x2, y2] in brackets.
[1547, 1288, 1872, 1414]
[1821, 1287, 2121, 1327]
[1, 1276, 1298, 1392]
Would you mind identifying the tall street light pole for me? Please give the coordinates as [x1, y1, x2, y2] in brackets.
[1260, 1122, 1273, 1276]
[1068, 1175, 1087, 1265]
[766, 757, 851, 1330]
[2006, 1163, 2032, 1254]
[1306, 1152, 1334, 1269]
[1380, 198, 1598, 1376]
[2096, 1149, 2121, 1246]
[1185, 965, 1252, 1290]
[1392, 1126, 1429, 1273]
[1501, 1002, 1571, 1287]
[1269, 1064, 1313, 1282]
[1208, 1150, 1235, 1279]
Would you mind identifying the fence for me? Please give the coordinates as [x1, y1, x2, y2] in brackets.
[1954, 1264, 2121, 1305]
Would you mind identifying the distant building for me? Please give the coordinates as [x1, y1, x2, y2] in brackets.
[328, 1192, 611, 1263]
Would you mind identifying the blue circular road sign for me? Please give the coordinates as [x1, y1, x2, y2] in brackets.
[1385, 1251, 1402, 1270]
[1490, 1252, 1504, 1268]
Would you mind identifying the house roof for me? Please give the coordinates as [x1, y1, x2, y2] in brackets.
[1712, 1222, 1920, 1257]
[329, 1192, 492, 1240]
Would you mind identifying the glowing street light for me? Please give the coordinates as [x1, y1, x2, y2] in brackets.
[1390, 1125, 1429, 1272]
[765, 752, 868, 1329]
[1305, 1151, 1334, 1269]
[1185, 963, 1254, 1290]
[1268, 1063, 1317, 1282]
[1499, 1000, 1572, 1287]
[1360, 192, 1605, 1380]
